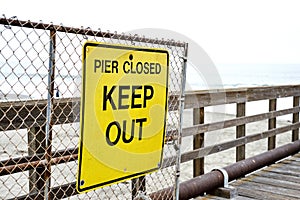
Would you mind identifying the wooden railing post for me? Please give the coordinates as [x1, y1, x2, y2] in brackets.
[28, 126, 46, 198]
[292, 96, 299, 141]
[268, 99, 277, 150]
[132, 176, 146, 199]
[236, 103, 245, 161]
[193, 107, 204, 177]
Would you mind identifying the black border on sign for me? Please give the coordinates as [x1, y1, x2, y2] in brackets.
[77, 42, 170, 193]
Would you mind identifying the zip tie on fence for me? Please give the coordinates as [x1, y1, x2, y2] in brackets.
[173, 143, 179, 151]
[180, 56, 187, 62]
[212, 168, 229, 188]
[55, 87, 59, 97]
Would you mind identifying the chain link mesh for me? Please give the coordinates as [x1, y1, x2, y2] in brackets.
[0, 15, 187, 199]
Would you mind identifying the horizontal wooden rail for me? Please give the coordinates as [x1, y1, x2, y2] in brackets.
[185, 85, 300, 108]
[2, 85, 299, 131]
[159, 122, 300, 170]
[183, 106, 300, 137]
[0, 98, 80, 131]
[181, 122, 300, 163]
[0, 95, 179, 131]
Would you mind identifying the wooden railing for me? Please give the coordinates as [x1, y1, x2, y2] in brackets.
[0, 84, 299, 199]
[184, 85, 300, 177]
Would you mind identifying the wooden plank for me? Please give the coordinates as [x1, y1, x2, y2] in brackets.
[234, 196, 256, 200]
[2, 86, 300, 132]
[294, 153, 300, 158]
[0, 95, 178, 131]
[194, 195, 221, 200]
[197, 195, 255, 200]
[184, 85, 300, 108]
[0, 98, 79, 131]
[263, 167, 300, 177]
[270, 163, 300, 173]
[241, 174, 300, 190]
[256, 170, 300, 184]
[208, 186, 237, 199]
[286, 157, 300, 162]
[268, 99, 276, 150]
[285, 153, 300, 161]
[231, 181, 300, 199]
[27, 126, 46, 198]
[281, 159, 300, 166]
[193, 107, 204, 177]
[234, 187, 298, 200]
[180, 122, 300, 163]
[236, 103, 245, 161]
[2, 85, 299, 132]
[182, 106, 300, 137]
[246, 86, 299, 101]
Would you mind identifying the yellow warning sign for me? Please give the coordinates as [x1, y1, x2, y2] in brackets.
[77, 42, 169, 193]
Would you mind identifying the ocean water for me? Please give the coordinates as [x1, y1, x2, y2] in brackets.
[186, 64, 300, 90]
[0, 71, 80, 101]
[1, 63, 299, 98]
[1, 64, 299, 121]
[186, 64, 300, 121]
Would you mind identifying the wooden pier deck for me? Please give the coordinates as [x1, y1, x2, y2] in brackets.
[199, 152, 300, 200]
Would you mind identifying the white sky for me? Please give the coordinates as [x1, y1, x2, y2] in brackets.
[1, 0, 300, 65]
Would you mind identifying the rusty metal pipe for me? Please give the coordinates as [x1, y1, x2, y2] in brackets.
[0, 154, 78, 176]
[150, 140, 300, 200]
[224, 139, 300, 181]
[149, 170, 224, 200]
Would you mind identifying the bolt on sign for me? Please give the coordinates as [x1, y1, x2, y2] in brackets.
[77, 42, 169, 192]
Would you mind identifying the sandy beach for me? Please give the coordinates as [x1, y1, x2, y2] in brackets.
[0, 110, 292, 199]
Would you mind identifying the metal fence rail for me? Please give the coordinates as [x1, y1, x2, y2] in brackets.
[0, 16, 187, 199]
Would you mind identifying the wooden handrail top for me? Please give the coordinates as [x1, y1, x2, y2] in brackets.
[1, 84, 300, 131]
[185, 84, 300, 108]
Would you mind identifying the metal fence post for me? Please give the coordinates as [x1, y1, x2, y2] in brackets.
[44, 29, 56, 200]
[174, 43, 188, 200]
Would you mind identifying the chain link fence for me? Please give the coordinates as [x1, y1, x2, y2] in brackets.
[0, 15, 187, 199]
